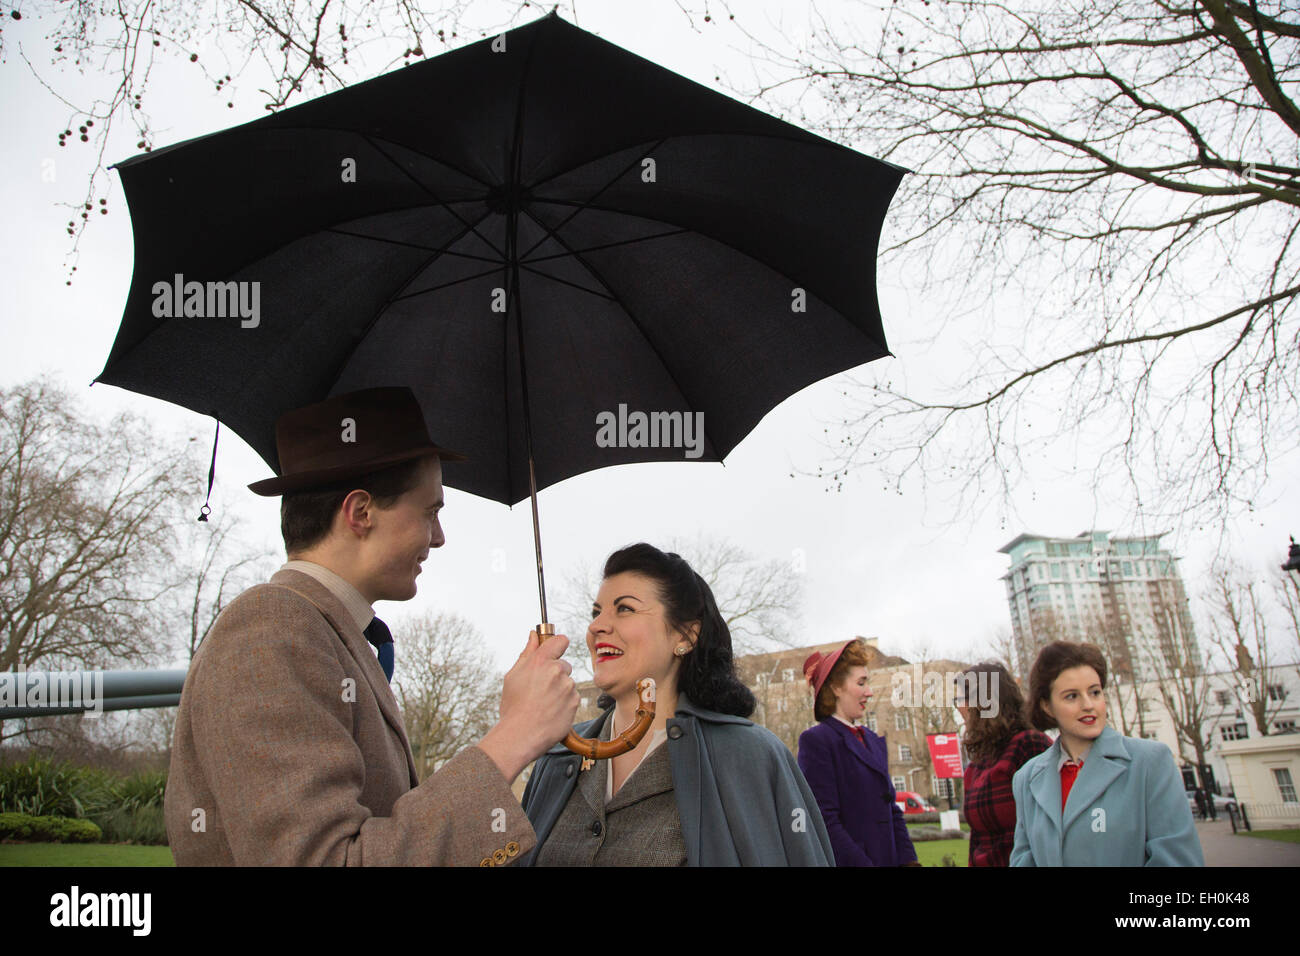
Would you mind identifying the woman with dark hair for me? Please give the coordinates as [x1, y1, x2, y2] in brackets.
[1010, 641, 1204, 866]
[796, 639, 919, 866]
[520, 543, 833, 866]
[955, 662, 1052, 866]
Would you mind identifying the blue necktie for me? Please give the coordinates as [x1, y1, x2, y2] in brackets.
[364, 616, 395, 682]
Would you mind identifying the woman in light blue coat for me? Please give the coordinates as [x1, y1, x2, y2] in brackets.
[1010, 641, 1203, 867]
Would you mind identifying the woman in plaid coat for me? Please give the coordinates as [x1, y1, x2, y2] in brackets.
[956, 662, 1052, 867]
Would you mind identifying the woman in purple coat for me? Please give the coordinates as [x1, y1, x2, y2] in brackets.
[797, 639, 919, 867]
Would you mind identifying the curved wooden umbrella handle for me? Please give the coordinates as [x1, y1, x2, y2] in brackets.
[538, 624, 657, 760]
[562, 678, 656, 759]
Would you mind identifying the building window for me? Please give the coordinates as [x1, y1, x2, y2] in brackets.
[1274, 719, 1297, 734]
[895, 712, 910, 730]
[899, 744, 912, 762]
[783, 668, 795, 683]
[580, 697, 589, 709]
[775, 698, 788, 713]
[1220, 723, 1249, 742]
[1274, 768, 1297, 804]
[865, 713, 878, 732]
[1215, 690, 1231, 706]
[755, 673, 769, 687]
[1267, 684, 1286, 702]
[892, 776, 906, 791]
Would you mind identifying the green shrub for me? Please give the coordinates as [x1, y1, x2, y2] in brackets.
[0, 812, 101, 843]
[112, 770, 167, 813]
[908, 826, 968, 842]
[903, 810, 966, 825]
[0, 756, 167, 833]
[0, 756, 109, 817]
[94, 805, 168, 845]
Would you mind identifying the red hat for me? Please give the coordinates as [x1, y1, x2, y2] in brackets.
[803, 640, 873, 698]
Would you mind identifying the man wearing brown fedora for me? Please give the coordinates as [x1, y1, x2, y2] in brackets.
[164, 386, 578, 865]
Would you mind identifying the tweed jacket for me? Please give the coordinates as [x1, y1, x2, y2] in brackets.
[164, 568, 533, 866]
[797, 718, 918, 866]
[521, 696, 834, 866]
[1009, 724, 1204, 867]
[962, 728, 1053, 867]
[533, 721, 687, 866]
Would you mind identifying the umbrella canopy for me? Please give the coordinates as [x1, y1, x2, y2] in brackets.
[98, 13, 903, 507]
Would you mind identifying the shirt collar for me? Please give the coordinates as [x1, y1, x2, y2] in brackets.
[1057, 742, 1085, 771]
[281, 560, 373, 634]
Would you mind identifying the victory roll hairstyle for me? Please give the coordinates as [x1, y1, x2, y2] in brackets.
[599, 543, 756, 717]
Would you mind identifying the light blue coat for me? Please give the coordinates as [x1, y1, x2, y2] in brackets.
[1010, 725, 1204, 866]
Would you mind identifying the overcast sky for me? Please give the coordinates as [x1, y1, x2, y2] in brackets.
[3, 0, 1296, 676]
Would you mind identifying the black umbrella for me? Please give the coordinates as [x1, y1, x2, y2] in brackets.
[99, 12, 903, 625]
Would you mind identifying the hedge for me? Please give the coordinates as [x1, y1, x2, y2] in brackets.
[0, 812, 102, 843]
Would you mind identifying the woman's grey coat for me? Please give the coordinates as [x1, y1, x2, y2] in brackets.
[520, 694, 835, 866]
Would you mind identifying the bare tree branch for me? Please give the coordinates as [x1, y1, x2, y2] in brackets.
[706, 0, 1300, 530]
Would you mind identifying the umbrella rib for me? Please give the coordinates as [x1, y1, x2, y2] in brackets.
[528, 196, 887, 347]
[311, 209, 498, 393]
[520, 228, 691, 264]
[517, 206, 724, 459]
[361, 133, 506, 262]
[519, 137, 669, 262]
[328, 227, 503, 265]
[515, 263, 617, 301]
[391, 265, 508, 302]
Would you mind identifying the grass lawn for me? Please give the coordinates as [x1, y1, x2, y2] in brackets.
[1235, 828, 1300, 844]
[912, 838, 968, 867]
[0, 843, 174, 866]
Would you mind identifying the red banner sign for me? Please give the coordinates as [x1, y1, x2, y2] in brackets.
[927, 733, 964, 779]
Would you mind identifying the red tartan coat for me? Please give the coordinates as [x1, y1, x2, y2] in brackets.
[962, 728, 1053, 867]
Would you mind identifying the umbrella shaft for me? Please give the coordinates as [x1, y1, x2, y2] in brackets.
[529, 453, 548, 625]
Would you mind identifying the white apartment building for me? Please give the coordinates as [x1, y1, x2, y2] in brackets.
[999, 530, 1198, 683]
[1107, 664, 1300, 810]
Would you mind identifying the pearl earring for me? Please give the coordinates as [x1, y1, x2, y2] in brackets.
[674, 646, 688, 657]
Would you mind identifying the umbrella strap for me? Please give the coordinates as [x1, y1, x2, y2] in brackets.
[197, 418, 220, 522]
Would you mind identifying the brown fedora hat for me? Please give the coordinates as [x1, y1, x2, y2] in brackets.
[248, 387, 466, 496]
